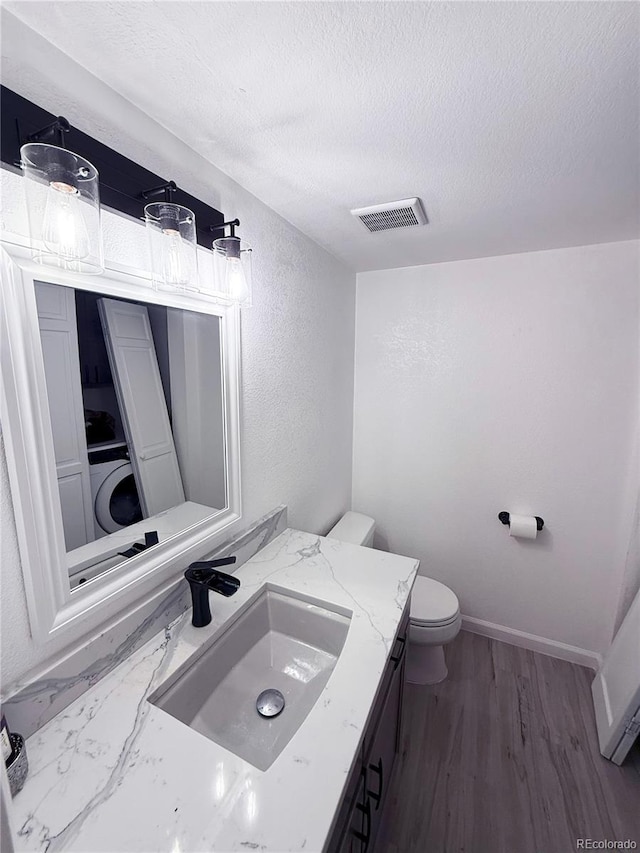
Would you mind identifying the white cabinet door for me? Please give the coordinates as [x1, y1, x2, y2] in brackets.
[98, 298, 185, 517]
[592, 586, 640, 764]
[35, 282, 94, 550]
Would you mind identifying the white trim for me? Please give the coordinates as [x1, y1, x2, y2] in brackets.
[461, 615, 602, 671]
[0, 241, 243, 648]
[591, 586, 640, 763]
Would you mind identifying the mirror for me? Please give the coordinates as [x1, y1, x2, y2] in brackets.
[34, 281, 227, 588]
[0, 242, 241, 646]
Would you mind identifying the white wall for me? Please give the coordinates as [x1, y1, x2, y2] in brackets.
[0, 14, 356, 685]
[353, 241, 639, 657]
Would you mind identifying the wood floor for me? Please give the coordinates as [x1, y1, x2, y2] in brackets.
[379, 631, 640, 853]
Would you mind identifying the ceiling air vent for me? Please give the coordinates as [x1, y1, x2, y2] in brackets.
[351, 197, 428, 233]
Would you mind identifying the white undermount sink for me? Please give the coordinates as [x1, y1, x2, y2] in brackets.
[149, 584, 352, 770]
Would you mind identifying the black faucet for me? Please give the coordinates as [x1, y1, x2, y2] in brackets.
[185, 558, 240, 627]
[117, 531, 159, 559]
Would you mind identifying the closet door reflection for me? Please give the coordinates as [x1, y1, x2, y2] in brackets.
[35, 282, 94, 550]
[98, 297, 185, 516]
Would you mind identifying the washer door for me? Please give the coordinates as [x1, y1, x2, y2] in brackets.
[94, 463, 143, 534]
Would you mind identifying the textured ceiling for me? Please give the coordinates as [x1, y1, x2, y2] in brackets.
[4, 1, 640, 271]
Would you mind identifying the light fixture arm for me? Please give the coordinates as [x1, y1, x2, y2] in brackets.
[140, 180, 178, 202]
[209, 218, 240, 238]
[27, 116, 70, 149]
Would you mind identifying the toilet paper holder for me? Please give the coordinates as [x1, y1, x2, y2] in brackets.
[498, 512, 544, 531]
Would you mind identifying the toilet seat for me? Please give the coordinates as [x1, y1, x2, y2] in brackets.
[411, 612, 460, 628]
[410, 575, 460, 627]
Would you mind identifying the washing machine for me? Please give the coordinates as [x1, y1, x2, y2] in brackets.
[88, 445, 143, 538]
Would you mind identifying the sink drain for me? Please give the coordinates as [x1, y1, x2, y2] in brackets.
[256, 688, 285, 718]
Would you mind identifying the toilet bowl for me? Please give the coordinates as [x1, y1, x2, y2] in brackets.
[327, 511, 461, 685]
[407, 575, 462, 684]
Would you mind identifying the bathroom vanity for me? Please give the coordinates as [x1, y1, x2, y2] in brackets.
[10, 528, 418, 853]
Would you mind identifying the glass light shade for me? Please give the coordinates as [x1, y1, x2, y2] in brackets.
[20, 143, 104, 275]
[144, 202, 198, 292]
[212, 236, 252, 306]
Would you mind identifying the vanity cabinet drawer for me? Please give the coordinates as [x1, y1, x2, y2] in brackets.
[329, 742, 364, 853]
[363, 654, 402, 849]
[326, 600, 410, 853]
[364, 604, 409, 758]
[337, 767, 369, 853]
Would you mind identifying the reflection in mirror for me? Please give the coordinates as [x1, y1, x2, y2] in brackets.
[35, 281, 226, 589]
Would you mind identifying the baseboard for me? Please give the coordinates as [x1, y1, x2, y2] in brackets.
[461, 615, 603, 671]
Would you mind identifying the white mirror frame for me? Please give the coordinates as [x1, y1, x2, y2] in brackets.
[0, 241, 242, 646]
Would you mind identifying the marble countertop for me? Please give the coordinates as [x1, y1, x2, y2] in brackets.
[11, 529, 418, 853]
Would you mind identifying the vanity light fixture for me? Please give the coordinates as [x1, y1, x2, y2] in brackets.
[142, 181, 198, 292]
[210, 219, 252, 306]
[20, 116, 104, 274]
[4, 86, 226, 277]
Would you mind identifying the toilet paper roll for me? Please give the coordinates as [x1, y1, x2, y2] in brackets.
[508, 514, 538, 540]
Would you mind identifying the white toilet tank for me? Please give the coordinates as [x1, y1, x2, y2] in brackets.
[327, 511, 375, 548]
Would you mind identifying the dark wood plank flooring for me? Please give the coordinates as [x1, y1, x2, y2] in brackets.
[380, 630, 640, 853]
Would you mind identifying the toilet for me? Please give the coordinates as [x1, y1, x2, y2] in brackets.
[327, 511, 462, 685]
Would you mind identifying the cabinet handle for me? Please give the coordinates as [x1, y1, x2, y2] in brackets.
[367, 758, 383, 810]
[391, 635, 406, 669]
[367, 758, 384, 811]
[353, 797, 371, 852]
